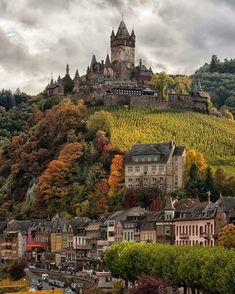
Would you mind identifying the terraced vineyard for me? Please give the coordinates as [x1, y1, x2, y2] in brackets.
[106, 107, 235, 175]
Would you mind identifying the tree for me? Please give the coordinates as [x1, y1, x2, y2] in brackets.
[218, 224, 235, 249]
[210, 54, 219, 72]
[129, 275, 167, 294]
[112, 281, 124, 294]
[173, 76, 192, 94]
[87, 110, 114, 135]
[151, 72, 174, 100]
[108, 155, 124, 196]
[185, 149, 207, 177]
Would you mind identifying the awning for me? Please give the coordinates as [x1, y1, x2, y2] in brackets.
[26, 244, 46, 249]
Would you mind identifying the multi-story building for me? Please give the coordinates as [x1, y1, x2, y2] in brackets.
[124, 141, 186, 192]
[174, 199, 217, 246]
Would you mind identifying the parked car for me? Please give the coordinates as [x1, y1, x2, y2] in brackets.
[41, 274, 49, 282]
[70, 283, 77, 290]
[28, 265, 36, 270]
[48, 279, 55, 286]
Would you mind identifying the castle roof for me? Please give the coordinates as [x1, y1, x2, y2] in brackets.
[90, 55, 97, 68]
[116, 20, 130, 38]
[74, 69, 80, 80]
[105, 54, 112, 68]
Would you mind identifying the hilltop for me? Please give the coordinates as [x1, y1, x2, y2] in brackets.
[192, 55, 235, 115]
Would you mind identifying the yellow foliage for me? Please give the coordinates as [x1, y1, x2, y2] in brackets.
[218, 224, 235, 249]
[186, 149, 208, 176]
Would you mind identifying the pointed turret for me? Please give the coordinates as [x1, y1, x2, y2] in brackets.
[50, 78, 53, 85]
[90, 55, 97, 69]
[74, 69, 80, 80]
[66, 64, 69, 76]
[111, 29, 115, 40]
[57, 75, 61, 82]
[105, 54, 112, 68]
[86, 66, 90, 75]
[149, 66, 153, 73]
[131, 29, 136, 38]
[116, 20, 130, 38]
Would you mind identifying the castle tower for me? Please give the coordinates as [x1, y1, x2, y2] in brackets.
[110, 20, 135, 69]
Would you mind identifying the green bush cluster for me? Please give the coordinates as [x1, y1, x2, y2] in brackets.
[104, 242, 235, 294]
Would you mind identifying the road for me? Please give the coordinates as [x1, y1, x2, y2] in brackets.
[25, 268, 52, 290]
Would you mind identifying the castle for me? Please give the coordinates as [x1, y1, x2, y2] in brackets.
[43, 19, 209, 113]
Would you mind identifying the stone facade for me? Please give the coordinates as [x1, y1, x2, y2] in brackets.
[124, 142, 186, 192]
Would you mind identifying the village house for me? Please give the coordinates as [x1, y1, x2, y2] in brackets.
[124, 142, 186, 192]
[174, 198, 217, 246]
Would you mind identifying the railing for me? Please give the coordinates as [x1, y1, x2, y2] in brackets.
[8, 290, 63, 294]
[200, 232, 211, 239]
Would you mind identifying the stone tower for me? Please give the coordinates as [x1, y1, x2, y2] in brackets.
[110, 20, 136, 72]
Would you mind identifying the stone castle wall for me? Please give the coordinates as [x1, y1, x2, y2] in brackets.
[104, 93, 208, 113]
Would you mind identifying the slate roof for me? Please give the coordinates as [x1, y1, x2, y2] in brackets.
[107, 206, 146, 222]
[125, 142, 184, 164]
[115, 20, 130, 38]
[105, 54, 112, 68]
[4, 220, 33, 234]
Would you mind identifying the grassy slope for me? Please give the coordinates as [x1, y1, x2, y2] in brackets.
[106, 108, 235, 175]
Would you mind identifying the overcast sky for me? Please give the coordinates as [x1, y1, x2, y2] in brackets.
[1, 0, 235, 94]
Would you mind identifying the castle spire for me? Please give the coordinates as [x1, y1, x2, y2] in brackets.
[66, 64, 69, 75]
[90, 55, 97, 69]
[74, 69, 80, 80]
[105, 54, 112, 68]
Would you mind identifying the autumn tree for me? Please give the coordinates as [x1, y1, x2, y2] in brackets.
[37, 142, 83, 214]
[218, 224, 235, 249]
[151, 72, 174, 100]
[185, 149, 207, 178]
[173, 75, 192, 94]
[108, 155, 124, 196]
[129, 275, 167, 294]
[87, 110, 114, 135]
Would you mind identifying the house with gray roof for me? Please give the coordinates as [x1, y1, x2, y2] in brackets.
[124, 141, 186, 192]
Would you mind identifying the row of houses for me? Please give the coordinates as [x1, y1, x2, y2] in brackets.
[0, 194, 234, 265]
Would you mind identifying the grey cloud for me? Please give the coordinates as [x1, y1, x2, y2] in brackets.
[0, 0, 235, 94]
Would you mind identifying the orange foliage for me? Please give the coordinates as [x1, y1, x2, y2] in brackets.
[38, 160, 69, 202]
[108, 155, 124, 196]
[37, 142, 83, 205]
[58, 142, 83, 165]
[32, 107, 44, 124]
[94, 180, 110, 214]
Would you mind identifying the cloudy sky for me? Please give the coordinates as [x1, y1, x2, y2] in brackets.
[1, 0, 235, 94]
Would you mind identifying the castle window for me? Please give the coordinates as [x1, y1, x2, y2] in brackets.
[152, 177, 157, 182]
[160, 177, 164, 182]
[152, 166, 157, 172]
[128, 178, 133, 183]
[128, 166, 133, 173]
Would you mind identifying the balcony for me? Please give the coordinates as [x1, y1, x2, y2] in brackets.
[200, 232, 211, 240]
[179, 234, 189, 240]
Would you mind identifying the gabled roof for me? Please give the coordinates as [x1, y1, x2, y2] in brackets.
[116, 20, 130, 38]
